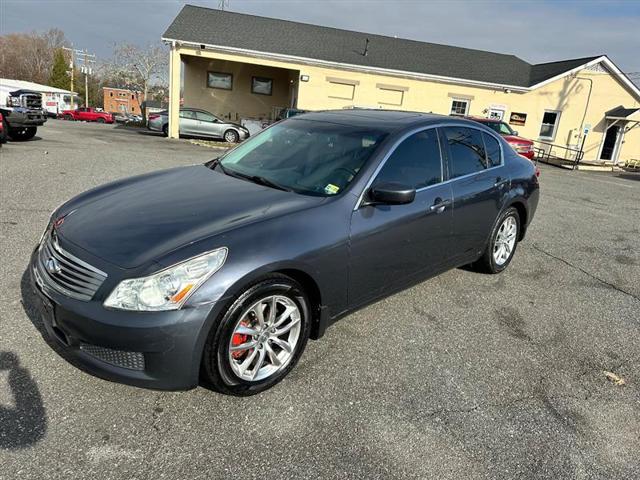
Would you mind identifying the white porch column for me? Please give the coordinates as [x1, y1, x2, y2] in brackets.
[168, 43, 181, 139]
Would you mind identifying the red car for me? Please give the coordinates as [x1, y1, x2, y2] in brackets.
[0, 112, 7, 145]
[59, 107, 114, 124]
[468, 117, 534, 160]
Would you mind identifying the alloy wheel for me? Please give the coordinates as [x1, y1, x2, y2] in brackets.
[224, 130, 238, 143]
[227, 295, 301, 382]
[493, 215, 517, 266]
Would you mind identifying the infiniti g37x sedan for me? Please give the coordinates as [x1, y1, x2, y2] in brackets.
[29, 110, 539, 395]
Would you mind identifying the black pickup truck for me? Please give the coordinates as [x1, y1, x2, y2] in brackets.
[0, 89, 47, 140]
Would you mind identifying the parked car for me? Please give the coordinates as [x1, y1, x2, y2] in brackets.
[467, 117, 535, 160]
[147, 108, 250, 143]
[0, 88, 47, 140]
[59, 107, 114, 124]
[29, 111, 539, 395]
[114, 112, 143, 124]
[0, 112, 7, 145]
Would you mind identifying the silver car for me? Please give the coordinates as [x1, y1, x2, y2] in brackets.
[148, 108, 250, 143]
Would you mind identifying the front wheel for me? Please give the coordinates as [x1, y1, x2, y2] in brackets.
[202, 275, 311, 396]
[8, 127, 37, 141]
[476, 207, 520, 274]
[223, 129, 239, 143]
[96, 117, 105, 124]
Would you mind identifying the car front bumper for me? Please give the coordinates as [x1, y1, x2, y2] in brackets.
[28, 248, 221, 390]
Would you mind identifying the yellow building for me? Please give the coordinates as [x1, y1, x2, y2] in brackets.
[163, 5, 639, 165]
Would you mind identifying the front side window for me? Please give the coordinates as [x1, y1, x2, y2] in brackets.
[443, 126, 487, 178]
[218, 119, 388, 196]
[539, 110, 561, 139]
[478, 120, 513, 136]
[450, 99, 469, 116]
[374, 129, 442, 189]
[195, 111, 217, 122]
[483, 133, 502, 167]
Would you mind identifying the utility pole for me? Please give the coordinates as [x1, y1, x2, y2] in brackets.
[61, 46, 95, 107]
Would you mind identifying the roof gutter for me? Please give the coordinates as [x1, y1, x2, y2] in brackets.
[161, 37, 531, 93]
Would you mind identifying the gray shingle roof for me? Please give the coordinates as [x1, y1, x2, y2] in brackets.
[163, 5, 600, 88]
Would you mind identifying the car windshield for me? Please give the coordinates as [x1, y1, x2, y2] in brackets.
[480, 121, 514, 135]
[217, 119, 388, 196]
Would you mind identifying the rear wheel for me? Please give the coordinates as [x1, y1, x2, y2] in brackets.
[476, 207, 520, 274]
[223, 129, 239, 143]
[202, 275, 311, 396]
[8, 127, 37, 141]
[162, 124, 168, 137]
[64, 114, 74, 121]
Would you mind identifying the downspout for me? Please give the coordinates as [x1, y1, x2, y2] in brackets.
[574, 76, 593, 163]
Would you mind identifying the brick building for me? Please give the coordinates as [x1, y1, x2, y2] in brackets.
[103, 87, 144, 115]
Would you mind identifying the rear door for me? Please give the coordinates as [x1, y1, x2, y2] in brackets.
[179, 109, 198, 135]
[441, 126, 509, 261]
[349, 127, 454, 307]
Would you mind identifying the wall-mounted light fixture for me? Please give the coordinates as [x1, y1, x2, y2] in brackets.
[503, 88, 512, 94]
[300, 75, 310, 82]
[200, 44, 206, 50]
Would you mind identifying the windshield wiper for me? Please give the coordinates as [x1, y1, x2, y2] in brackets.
[217, 166, 292, 192]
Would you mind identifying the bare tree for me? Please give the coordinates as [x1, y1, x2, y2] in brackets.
[0, 29, 68, 84]
[107, 43, 167, 118]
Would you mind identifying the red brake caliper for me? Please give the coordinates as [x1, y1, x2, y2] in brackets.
[231, 321, 251, 359]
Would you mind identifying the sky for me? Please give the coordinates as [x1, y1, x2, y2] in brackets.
[1, 0, 639, 82]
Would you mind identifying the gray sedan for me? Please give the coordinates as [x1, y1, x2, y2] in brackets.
[148, 107, 250, 143]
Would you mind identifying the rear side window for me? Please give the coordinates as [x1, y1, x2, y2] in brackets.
[483, 133, 502, 167]
[180, 110, 196, 119]
[375, 129, 442, 189]
[443, 127, 487, 178]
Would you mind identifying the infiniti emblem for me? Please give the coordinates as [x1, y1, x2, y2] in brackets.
[45, 257, 62, 275]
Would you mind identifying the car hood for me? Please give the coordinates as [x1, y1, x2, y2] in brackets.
[503, 134, 532, 145]
[56, 165, 324, 269]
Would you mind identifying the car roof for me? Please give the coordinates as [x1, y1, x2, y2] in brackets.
[291, 109, 473, 133]
[467, 116, 501, 123]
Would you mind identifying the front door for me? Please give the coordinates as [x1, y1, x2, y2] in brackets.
[600, 124, 621, 161]
[194, 110, 224, 139]
[441, 126, 507, 261]
[179, 109, 198, 135]
[349, 128, 454, 307]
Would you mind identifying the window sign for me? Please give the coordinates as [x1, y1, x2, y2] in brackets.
[509, 112, 527, 126]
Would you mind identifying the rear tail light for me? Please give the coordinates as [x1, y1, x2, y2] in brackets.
[513, 143, 533, 153]
[148, 114, 160, 121]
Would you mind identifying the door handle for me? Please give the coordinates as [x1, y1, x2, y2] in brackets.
[494, 177, 509, 188]
[429, 198, 451, 214]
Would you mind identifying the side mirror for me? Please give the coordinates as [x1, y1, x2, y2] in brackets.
[512, 130, 519, 136]
[367, 182, 416, 205]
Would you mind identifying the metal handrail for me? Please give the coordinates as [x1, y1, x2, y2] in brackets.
[533, 140, 584, 170]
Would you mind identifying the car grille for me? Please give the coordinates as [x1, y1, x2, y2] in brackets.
[35, 232, 107, 301]
[80, 344, 145, 371]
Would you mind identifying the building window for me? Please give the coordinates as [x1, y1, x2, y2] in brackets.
[539, 110, 561, 140]
[450, 99, 469, 116]
[110, 92, 113, 97]
[207, 71, 233, 90]
[131, 94, 135, 99]
[251, 77, 273, 95]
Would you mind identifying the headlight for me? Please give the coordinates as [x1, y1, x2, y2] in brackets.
[104, 248, 228, 311]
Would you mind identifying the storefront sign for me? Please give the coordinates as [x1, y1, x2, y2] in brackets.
[509, 112, 527, 126]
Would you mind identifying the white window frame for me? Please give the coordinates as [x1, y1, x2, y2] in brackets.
[539, 110, 562, 140]
[450, 98, 470, 116]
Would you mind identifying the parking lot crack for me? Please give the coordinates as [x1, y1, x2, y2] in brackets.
[530, 243, 640, 303]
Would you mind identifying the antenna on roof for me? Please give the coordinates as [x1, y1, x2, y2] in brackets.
[218, 0, 229, 10]
[363, 38, 369, 56]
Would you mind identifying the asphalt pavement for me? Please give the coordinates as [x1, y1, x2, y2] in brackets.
[1, 120, 639, 479]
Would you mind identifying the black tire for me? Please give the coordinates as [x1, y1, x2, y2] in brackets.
[202, 274, 311, 396]
[162, 124, 168, 137]
[476, 206, 520, 274]
[8, 127, 37, 141]
[223, 129, 239, 143]
[64, 114, 74, 121]
[96, 117, 105, 124]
